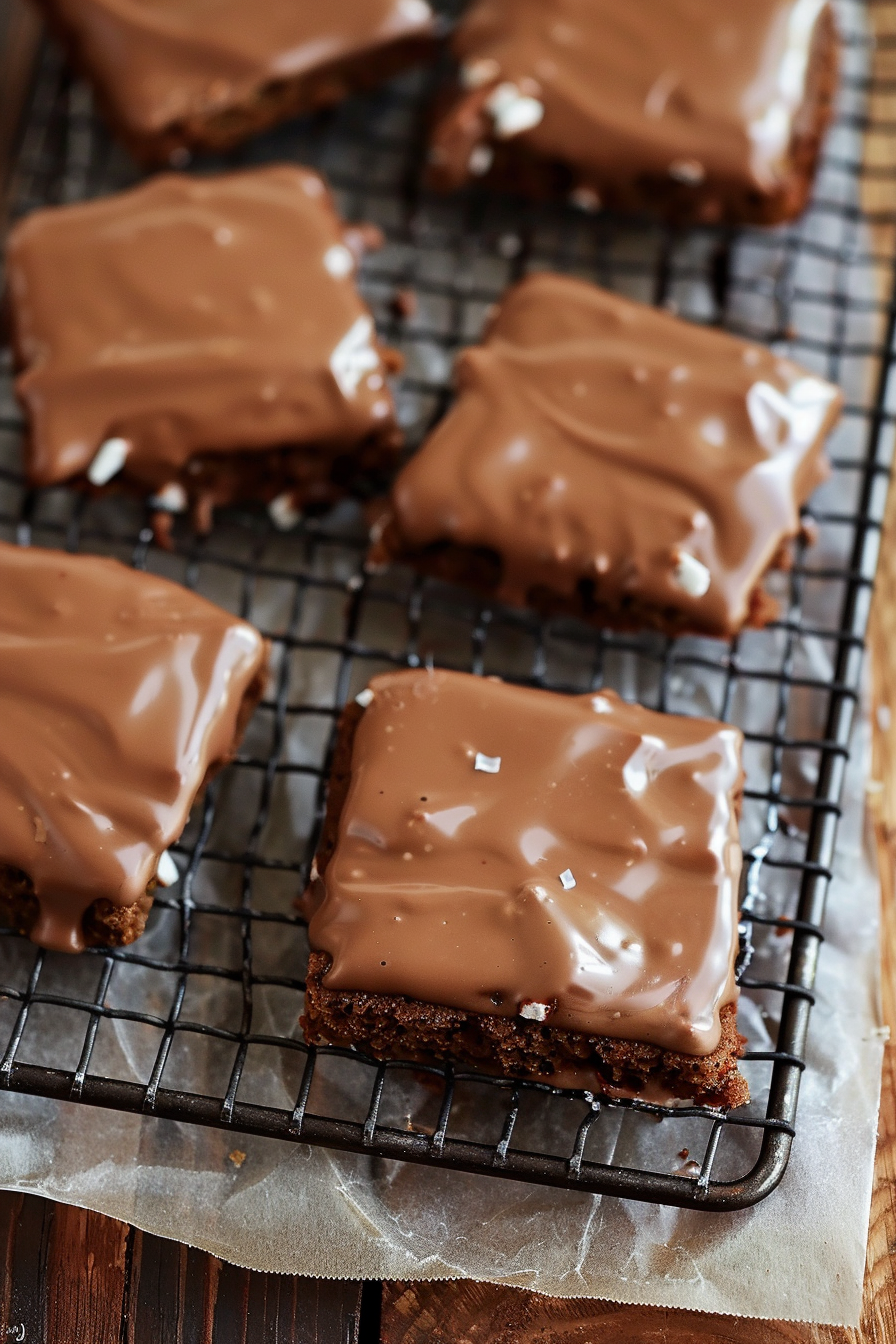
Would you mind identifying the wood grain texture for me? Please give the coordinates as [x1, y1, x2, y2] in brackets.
[46, 1202, 129, 1344]
[0, 1191, 364, 1344]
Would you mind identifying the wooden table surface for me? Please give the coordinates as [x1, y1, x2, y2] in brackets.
[1, 1, 895, 1340]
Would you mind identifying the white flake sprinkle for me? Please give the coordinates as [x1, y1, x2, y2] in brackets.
[668, 158, 706, 185]
[569, 185, 602, 212]
[672, 551, 711, 598]
[474, 752, 501, 774]
[460, 57, 500, 89]
[487, 83, 544, 139]
[591, 696, 612, 714]
[397, 0, 432, 20]
[468, 144, 494, 176]
[323, 244, 355, 278]
[87, 437, 129, 486]
[330, 316, 381, 398]
[355, 688, 375, 708]
[156, 850, 179, 888]
[268, 493, 302, 531]
[700, 416, 726, 447]
[519, 1001, 550, 1022]
[559, 868, 576, 890]
[149, 482, 187, 513]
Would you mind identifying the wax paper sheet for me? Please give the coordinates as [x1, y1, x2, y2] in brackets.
[0, 0, 888, 1326]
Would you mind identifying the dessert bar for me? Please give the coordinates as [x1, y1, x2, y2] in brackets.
[0, 542, 268, 953]
[303, 668, 749, 1109]
[428, 0, 838, 225]
[370, 273, 842, 639]
[35, 0, 437, 165]
[7, 165, 403, 537]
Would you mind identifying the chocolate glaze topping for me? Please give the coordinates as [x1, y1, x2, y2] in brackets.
[309, 669, 744, 1057]
[41, 0, 435, 143]
[0, 543, 266, 953]
[8, 165, 400, 494]
[434, 0, 832, 206]
[382, 273, 841, 636]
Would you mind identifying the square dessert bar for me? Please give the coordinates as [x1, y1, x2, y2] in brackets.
[36, 0, 436, 165]
[303, 668, 749, 1109]
[371, 273, 842, 639]
[0, 542, 268, 954]
[428, 0, 838, 225]
[7, 165, 403, 537]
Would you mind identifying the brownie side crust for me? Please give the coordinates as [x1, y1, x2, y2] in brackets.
[368, 530, 783, 638]
[0, 865, 155, 949]
[300, 691, 749, 1110]
[303, 952, 749, 1108]
[428, 3, 838, 227]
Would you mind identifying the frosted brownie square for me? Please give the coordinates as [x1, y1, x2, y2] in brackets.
[0, 542, 268, 953]
[428, 0, 838, 225]
[371, 273, 842, 639]
[7, 165, 403, 538]
[302, 668, 749, 1109]
[35, 0, 436, 165]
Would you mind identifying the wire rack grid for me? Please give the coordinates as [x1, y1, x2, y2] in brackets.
[0, 0, 894, 1213]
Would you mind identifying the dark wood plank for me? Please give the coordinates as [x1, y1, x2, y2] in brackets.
[45, 1203, 129, 1344]
[127, 1225, 191, 1344]
[6, 1193, 51, 1344]
[0, 1192, 25, 1340]
[0, 1189, 364, 1343]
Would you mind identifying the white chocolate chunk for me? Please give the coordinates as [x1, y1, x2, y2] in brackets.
[519, 1001, 550, 1022]
[355, 688, 375, 708]
[156, 850, 179, 887]
[87, 437, 129, 486]
[268, 493, 302, 531]
[673, 551, 711, 598]
[559, 868, 576, 890]
[474, 752, 501, 774]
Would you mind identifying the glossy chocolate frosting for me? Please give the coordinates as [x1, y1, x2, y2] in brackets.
[8, 165, 400, 493]
[383, 273, 841, 636]
[0, 542, 266, 953]
[309, 669, 744, 1057]
[42, 0, 435, 141]
[436, 0, 831, 202]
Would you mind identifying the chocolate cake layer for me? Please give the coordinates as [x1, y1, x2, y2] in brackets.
[371, 273, 842, 638]
[302, 669, 749, 1107]
[428, 0, 838, 226]
[7, 165, 403, 532]
[35, 0, 437, 164]
[0, 542, 268, 953]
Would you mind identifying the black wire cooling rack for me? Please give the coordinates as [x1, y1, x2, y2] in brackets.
[0, 0, 893, 1213]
